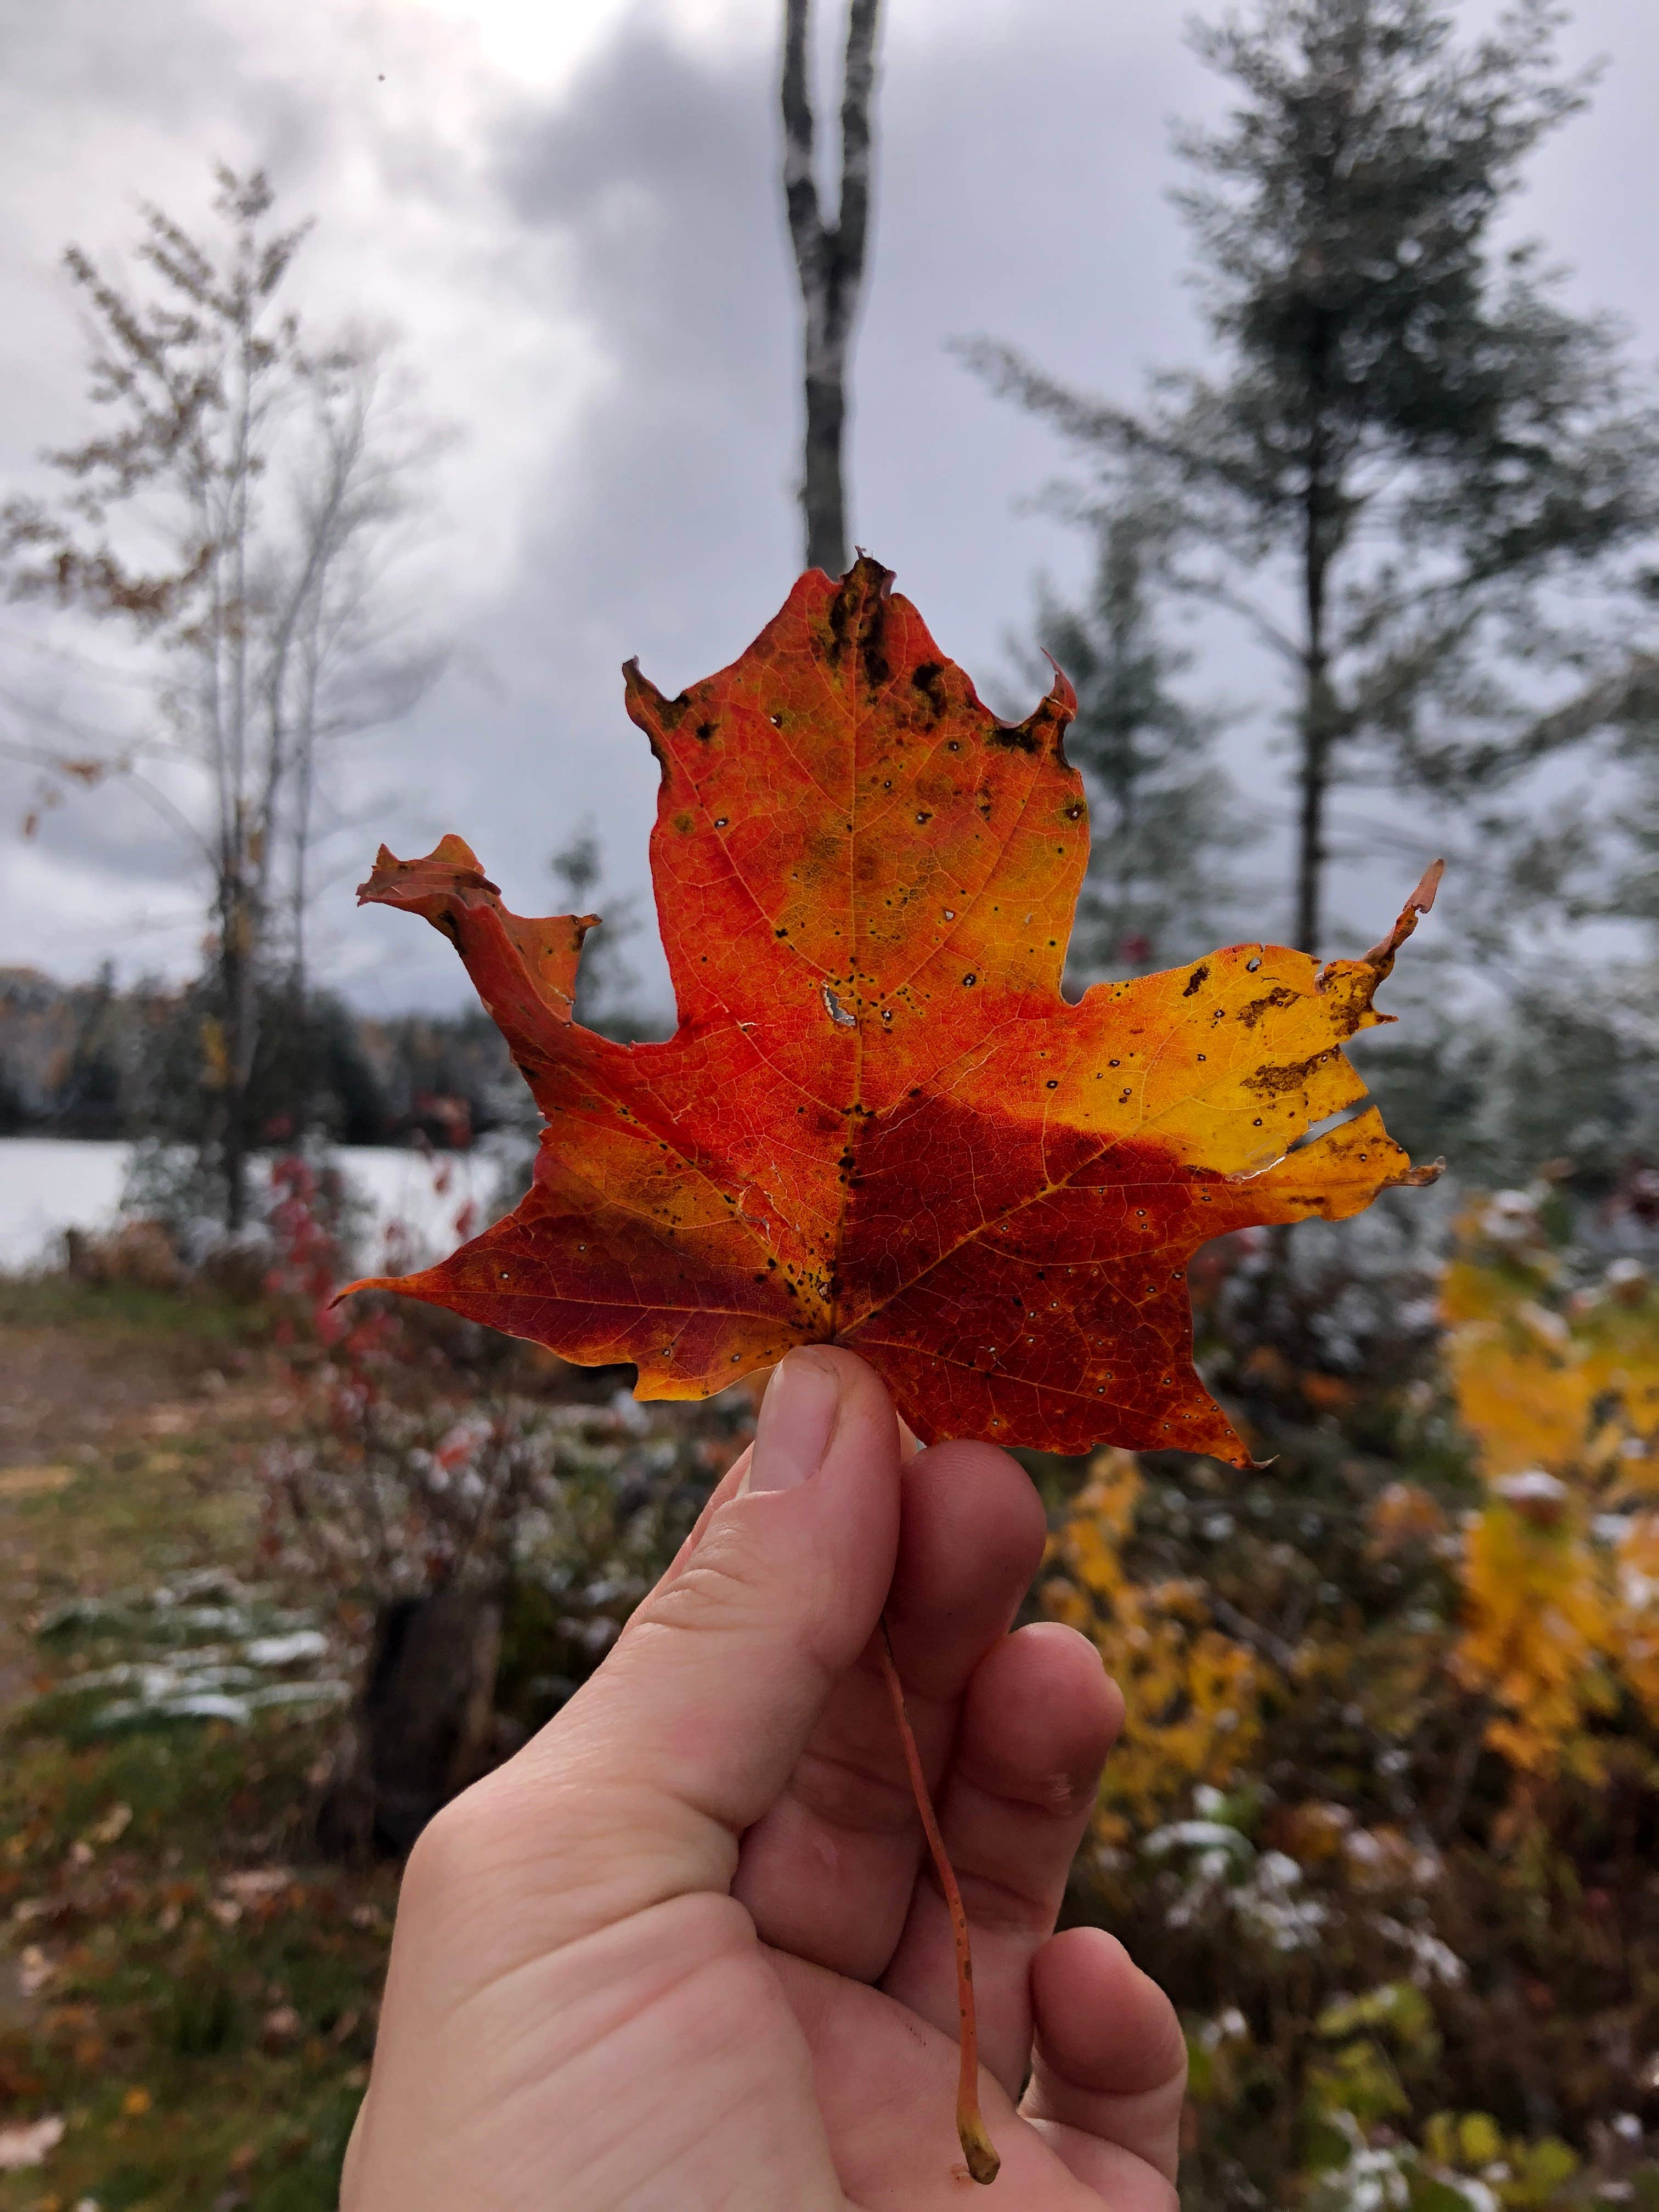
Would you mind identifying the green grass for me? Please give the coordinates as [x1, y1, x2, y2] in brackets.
[1, 1304, 393, 2212]
[1, 1717, 395, 2211]
[0, 1273, 264, 1345]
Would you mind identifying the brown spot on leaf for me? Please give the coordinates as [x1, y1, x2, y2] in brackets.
[1243, 1049, 1335, 1098]
[1236, 985, 1299, 1029]
[987, 719, 1039, 754]
[912, 659, 948, 721]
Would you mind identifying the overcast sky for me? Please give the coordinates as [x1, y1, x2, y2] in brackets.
[2, 0, 1657, 1015]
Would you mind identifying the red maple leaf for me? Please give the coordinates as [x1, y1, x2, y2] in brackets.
[346, 557, 1437, 1464]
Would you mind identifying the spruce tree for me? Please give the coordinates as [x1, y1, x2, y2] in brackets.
[964, 0, 1659, 955]
[1019, 487, 1246, 980]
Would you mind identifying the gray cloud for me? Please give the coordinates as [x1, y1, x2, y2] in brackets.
[343, 0, 1211, 1009]
[4, 0, 1657, 1011]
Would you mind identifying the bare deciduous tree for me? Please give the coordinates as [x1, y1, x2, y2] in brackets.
[1, 168, 443, 1227]
[780, 0, 882, 577]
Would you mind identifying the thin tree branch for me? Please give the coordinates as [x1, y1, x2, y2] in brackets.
[834, 0, 881, 334]
[780, 0, 824, 272]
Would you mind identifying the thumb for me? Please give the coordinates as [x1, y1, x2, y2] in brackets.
[496, 1347, 902, 1940]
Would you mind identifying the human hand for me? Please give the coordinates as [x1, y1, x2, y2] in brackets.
[341, 1347, 1186, 2209]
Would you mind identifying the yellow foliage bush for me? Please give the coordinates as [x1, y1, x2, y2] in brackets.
[1036, 1190, 1659, 2207]
[1454, 1498, 1620, 1780]
[1444, 1198, 1659, 1486]
[1043, 1449, 1262, 1846]
[1444, 1195, 1659, 1782]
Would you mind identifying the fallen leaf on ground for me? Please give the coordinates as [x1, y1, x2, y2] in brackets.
[84, 1802, 131, 1847]
[0, 1465, 75, 1497]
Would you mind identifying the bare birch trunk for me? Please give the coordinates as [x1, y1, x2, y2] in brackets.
[781, 0, 882, 578]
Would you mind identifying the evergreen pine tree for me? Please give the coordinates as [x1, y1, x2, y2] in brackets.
[1020, 488, 1248, 981]
[964, 0, 1659, 957]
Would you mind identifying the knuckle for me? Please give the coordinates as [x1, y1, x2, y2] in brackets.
[622, 1509, 843, 1694]
[398, 1783, 494, 1907]
[638, 1514, 798, 1637]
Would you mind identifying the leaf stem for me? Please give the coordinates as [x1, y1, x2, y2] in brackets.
[876, 1618, 1001, 2186]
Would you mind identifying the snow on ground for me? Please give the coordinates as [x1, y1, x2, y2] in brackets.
[0, 1138, 506, 1275]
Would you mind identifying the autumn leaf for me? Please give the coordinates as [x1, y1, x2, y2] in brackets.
[347, 556, 1438, 1462]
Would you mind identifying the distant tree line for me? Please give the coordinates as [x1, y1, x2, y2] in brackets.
[0, 817, 653, 1168]
[0, 961, 524, 1153]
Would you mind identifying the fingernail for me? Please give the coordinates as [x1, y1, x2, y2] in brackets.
[748, 1350, 841, 1493]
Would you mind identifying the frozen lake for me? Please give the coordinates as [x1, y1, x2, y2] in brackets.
[0, 1137, 507, 1275]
